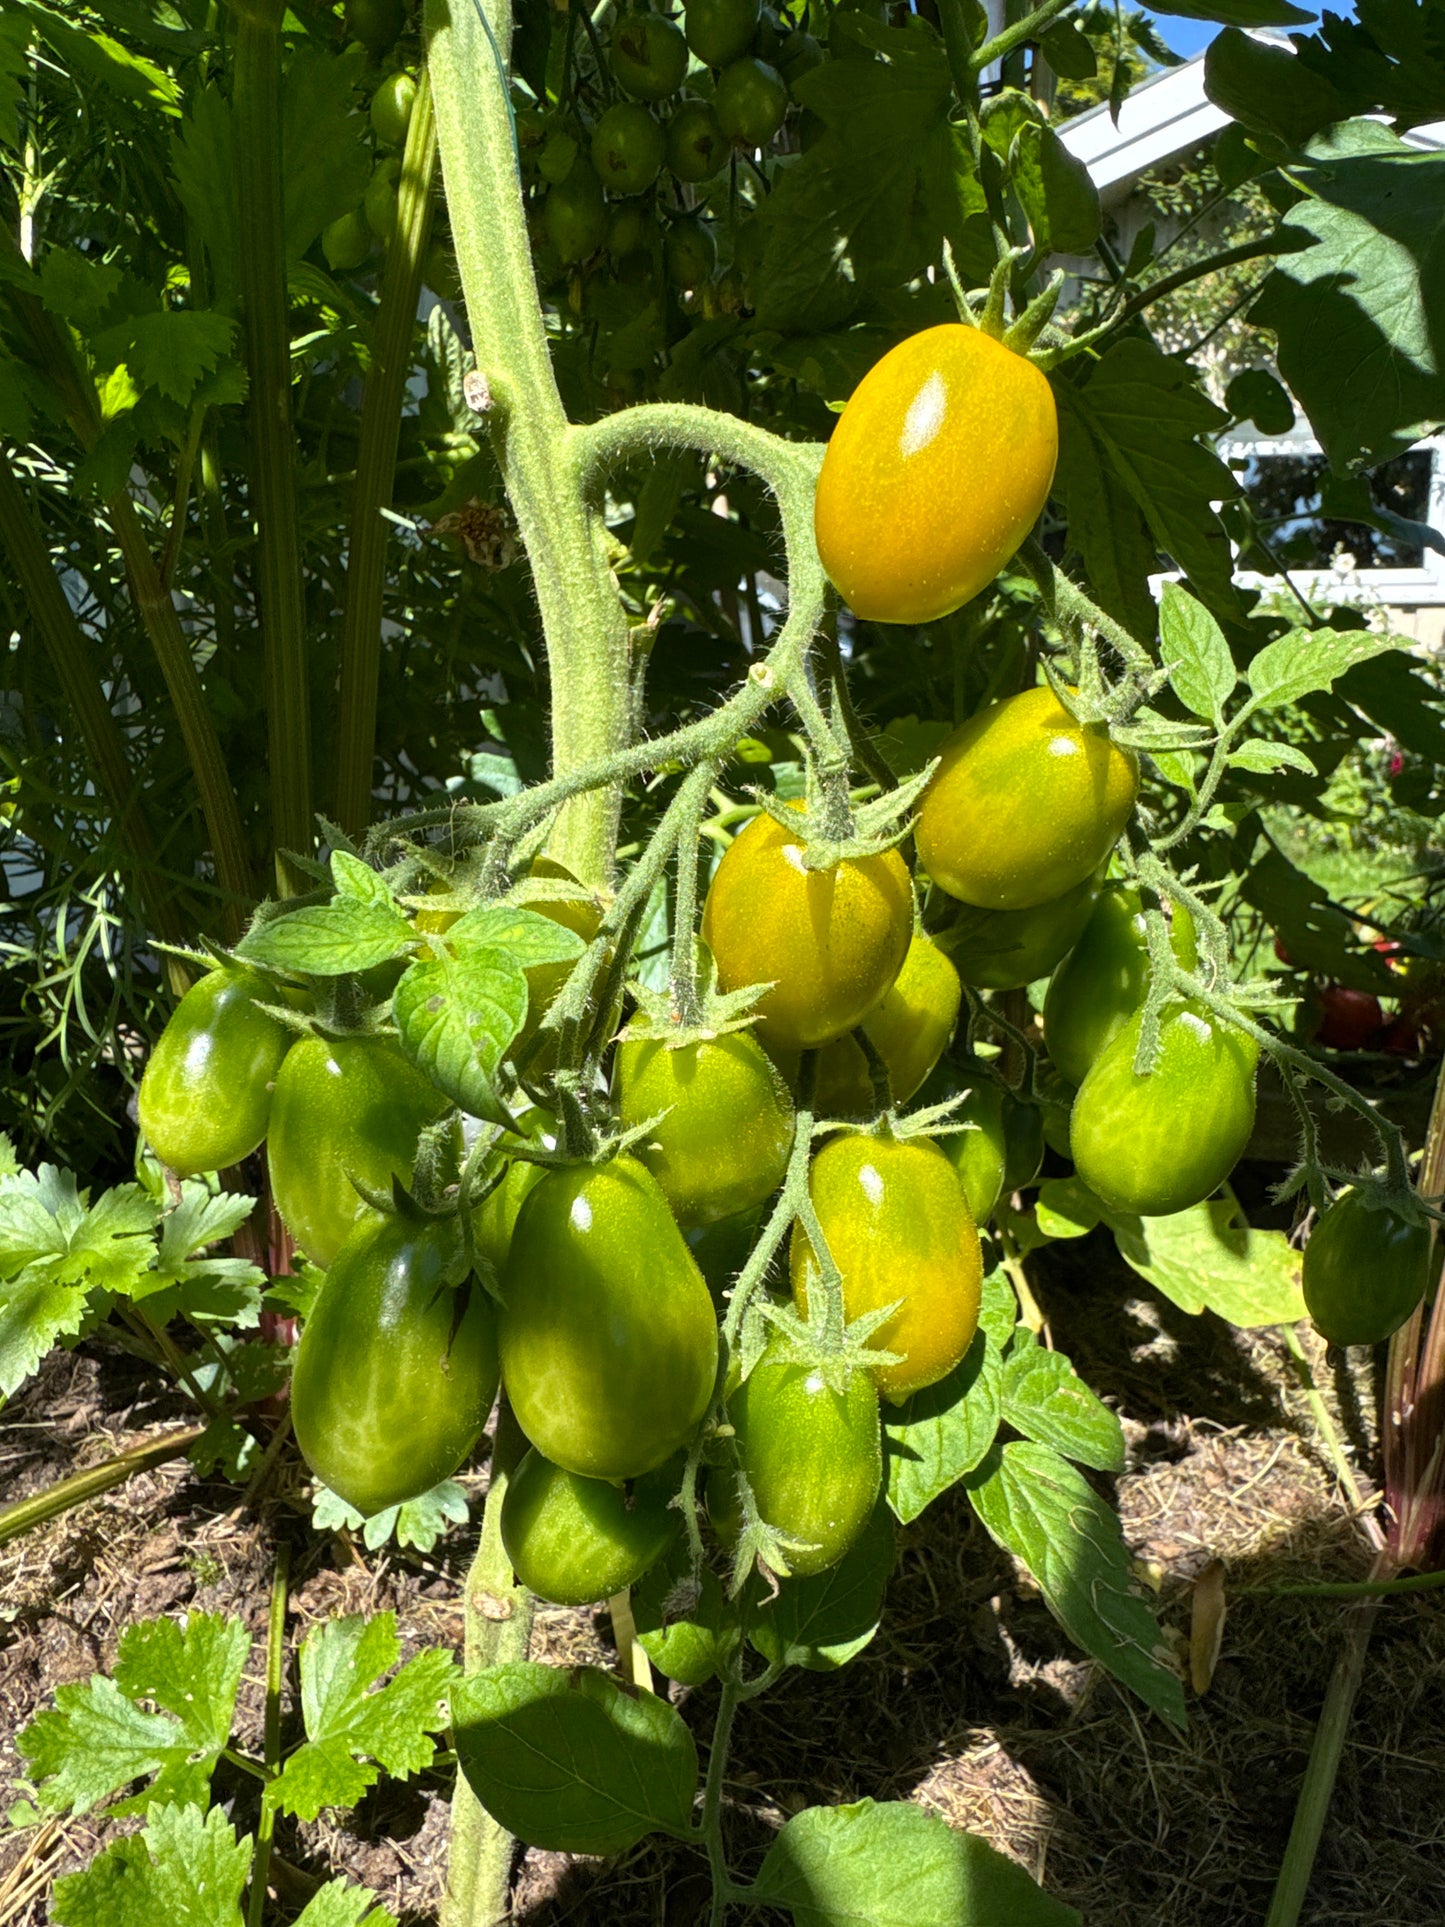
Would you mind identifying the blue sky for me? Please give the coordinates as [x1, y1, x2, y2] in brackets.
[1151, 7, 1324, 60]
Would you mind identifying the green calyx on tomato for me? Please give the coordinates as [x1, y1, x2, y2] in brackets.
[684, 0, 760, 67]
[1069, 999, 1258, 1219]
[370, 70, 417, 147]
[291, 1213, 499, 1519]
[501, 1450, 682, 1605]
[813, 324, 1059, 626]
[933, 868, 1102, 992]
[701, 807, 913, 1052]
[542, 159, 608, 264]
[917, 686, 1139, 912]
[610, 12, 689, 99]
[499, 1157, 719, 1481]
[712, 56, 789, 145]
[590, 102, 666, 196]
[614, 1029, 793, 1227]
[1303, 1189, 1432, 1348]
[791, 1132, 982, 1402]
[719, 1339, 881, 1576]
[666, 99, 728, 182]
[138, 967, 294, 1178]
[810, 932, 961, 1117]
[267, 1033, 456, 1269]
[1044, 883, 1198, 1089]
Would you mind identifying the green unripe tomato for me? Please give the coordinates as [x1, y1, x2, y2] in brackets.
[347, 0, 404, 57]
[936, 870, 1102, 991]
[500, 1158, 719, 1481]
[542, 160, 607, 263]
[665, 214, 718, 288]
[364, 156, 400, 241]
[1002, 1092, 1045, 1192]
[722, 1341, 881, 1576]
[610, 12, 689, 99]
[684, 0, 760, 67]
[292, 1214, 498, 1519]
[615, 1031, 794, 1227]
[1070, 999, 1258, 1218]
[370, 70, 417, 146]
[1303, 1190, 1433, 1347]
[667, 99, 728, 182]
[590, 101, 666, 195]
[138, 968, 293, 1177]
[606, 202, 651, 258]
[1044, 885, 1198, 1089]
[942, 1078, 1008, 1226]
[776, 27, 824, 83]
[322, 208, 372, 272]
[810, 933, 961, 1118]
[267, 1034, 456, 1269]
[538, 130, 581, 185]
[471, 1110, 555, 1275]
[501, 1450, 681, 1605]
[713, 56, 788, 146]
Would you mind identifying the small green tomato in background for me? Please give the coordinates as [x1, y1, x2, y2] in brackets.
[935, 870, 1102, 992]
[667, 99, 729, 182]
[542, 159, 608, 264]
[713, 56, 789, 145]
[810, 932, 961, 1116]
[610, 12, 689, 99]
[1303, 1190, 1433, 1347]
[590, 102, 666, 196]
[665, 214, 719, 290]
[684, 0, 761, 66]
[942, 1078, 1008, 1226]
[370, 70, 417, 147]
[322, 208, 372, 272]
[501, 1450, 681, 1605]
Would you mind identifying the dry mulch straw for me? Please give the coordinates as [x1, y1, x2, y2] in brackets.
[3, 1227, 1443, 1926]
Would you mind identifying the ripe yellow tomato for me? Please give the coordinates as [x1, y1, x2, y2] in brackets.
[813, 325, 1058, 625]
[811, 931, 961, 1115]
[917, 686, 1138, 911]
[700, 808, 912, 1051]
[790, 1132, 982, 1401]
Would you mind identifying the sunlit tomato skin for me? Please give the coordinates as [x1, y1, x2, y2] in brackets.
[500, 1158, 719, 1481]
[917, 687, 1139, 911]
[722, 1341, 881, 1576]
[1070, 1000, 1258, 1218]
[501, 1450, 681, 1605]
[1044, 885, 1198, 1088]
[615, 1032, 794, 1226]
[701, 810, 913, 1051]
[138, 968, 293, 1177]
[291, 1214, 499, 1518]
[369, 70, 416, 147]
[811, 933, 961, 1116]
[942, 1078, 1008, 1225]
[791, 1133, 982, 1402]
[590, 102, 666, 196]
[267, 1035, 456, 1269]
[935, 870, 1101, 991]
[814, 325, 1058, 625]
[1303, 1191, 1432, 1347]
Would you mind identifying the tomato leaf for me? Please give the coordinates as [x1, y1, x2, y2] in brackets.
[750, 1797, 1082, 1927]
[1103, 1196, 1307, 1327]
[445, 902, 587, 968]
[883, 1330, 1002, 1524]
[1157, 0, 1310, 25]
[271, 1614, 456, 1822]
[749, 1502, 895, 1672]
[292, 1882, 399, 1927]
[311, 1478, 470, 1555]
[391, 948, 529, 1127]
[1034, 1177, 1103, 1241]
[236, 897, 414, 975]
[1226, 739, 1319, 777]
[451, 1663, 698, 1854]
[49, 1803, 250, 1927]
[977, 1266, 1019, 1351]
[1011, 121, 1100, 256]
[20, 1613, 249, 1817]
[964, 1442, 1186, 1729]
[1244, 627, 1401, 712]
[1000, 1330, 1126, 1473]
[1158, 583, 1236, 726]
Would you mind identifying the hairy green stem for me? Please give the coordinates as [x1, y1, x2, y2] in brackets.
[1280, 1324, 1381, 1540]
[0, 1424, 206, 1547]
[703, 1677, 743, 1926]
[248, 1538, 291, 1927]
[442, 1402, 534, 1927]
[334, 75, 439, 836]
[235, 3, 314, 895]
[971, 0, 1075, 75]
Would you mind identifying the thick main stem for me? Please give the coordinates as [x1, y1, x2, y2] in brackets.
[425, 0, 632, 891]
[234, 1, 314, 896]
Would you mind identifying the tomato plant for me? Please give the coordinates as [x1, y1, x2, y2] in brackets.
[701, 808, 913, 1050]
[1303, 1190, 1434, 1347]
[609, 12, 689, 99]
[792, 1132, 982, 1401]
[917, 686, 1139, 910]
[942, 1077, 1008, 1226]
[811, 931, 961, 1115]
[684, 0, 761, 68]
[291, 1213, 499, 1519]
[369, 70, 417, 147]
[666, 99, 728, 182]
[499, 1158, 718, 1481]
[542, 159, 608, 263]
[813, 326, 1058, 625]
[936, 867, 1102, 990]
[501, 1449, 681, 1605]
[137, 967, 293, 1178]
[590, 102, 666, 197]
[664, 213, 718, 289]
[712, 56, 789, 146]
[1044, 884, 1198, 1087]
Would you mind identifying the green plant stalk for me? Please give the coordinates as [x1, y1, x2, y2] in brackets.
[425, 0, 632, 891]
[970, 0, 1076, 77]
[334, 75, 439, 836]
[1279, 1323, 1379, 1536]
[247, 1538, 291, 1927]
[0, 1424, 206, 1547]
[234, 4, 314, 896]
[442, 1401, 534, 1927]
[0, 451, 191, 973]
